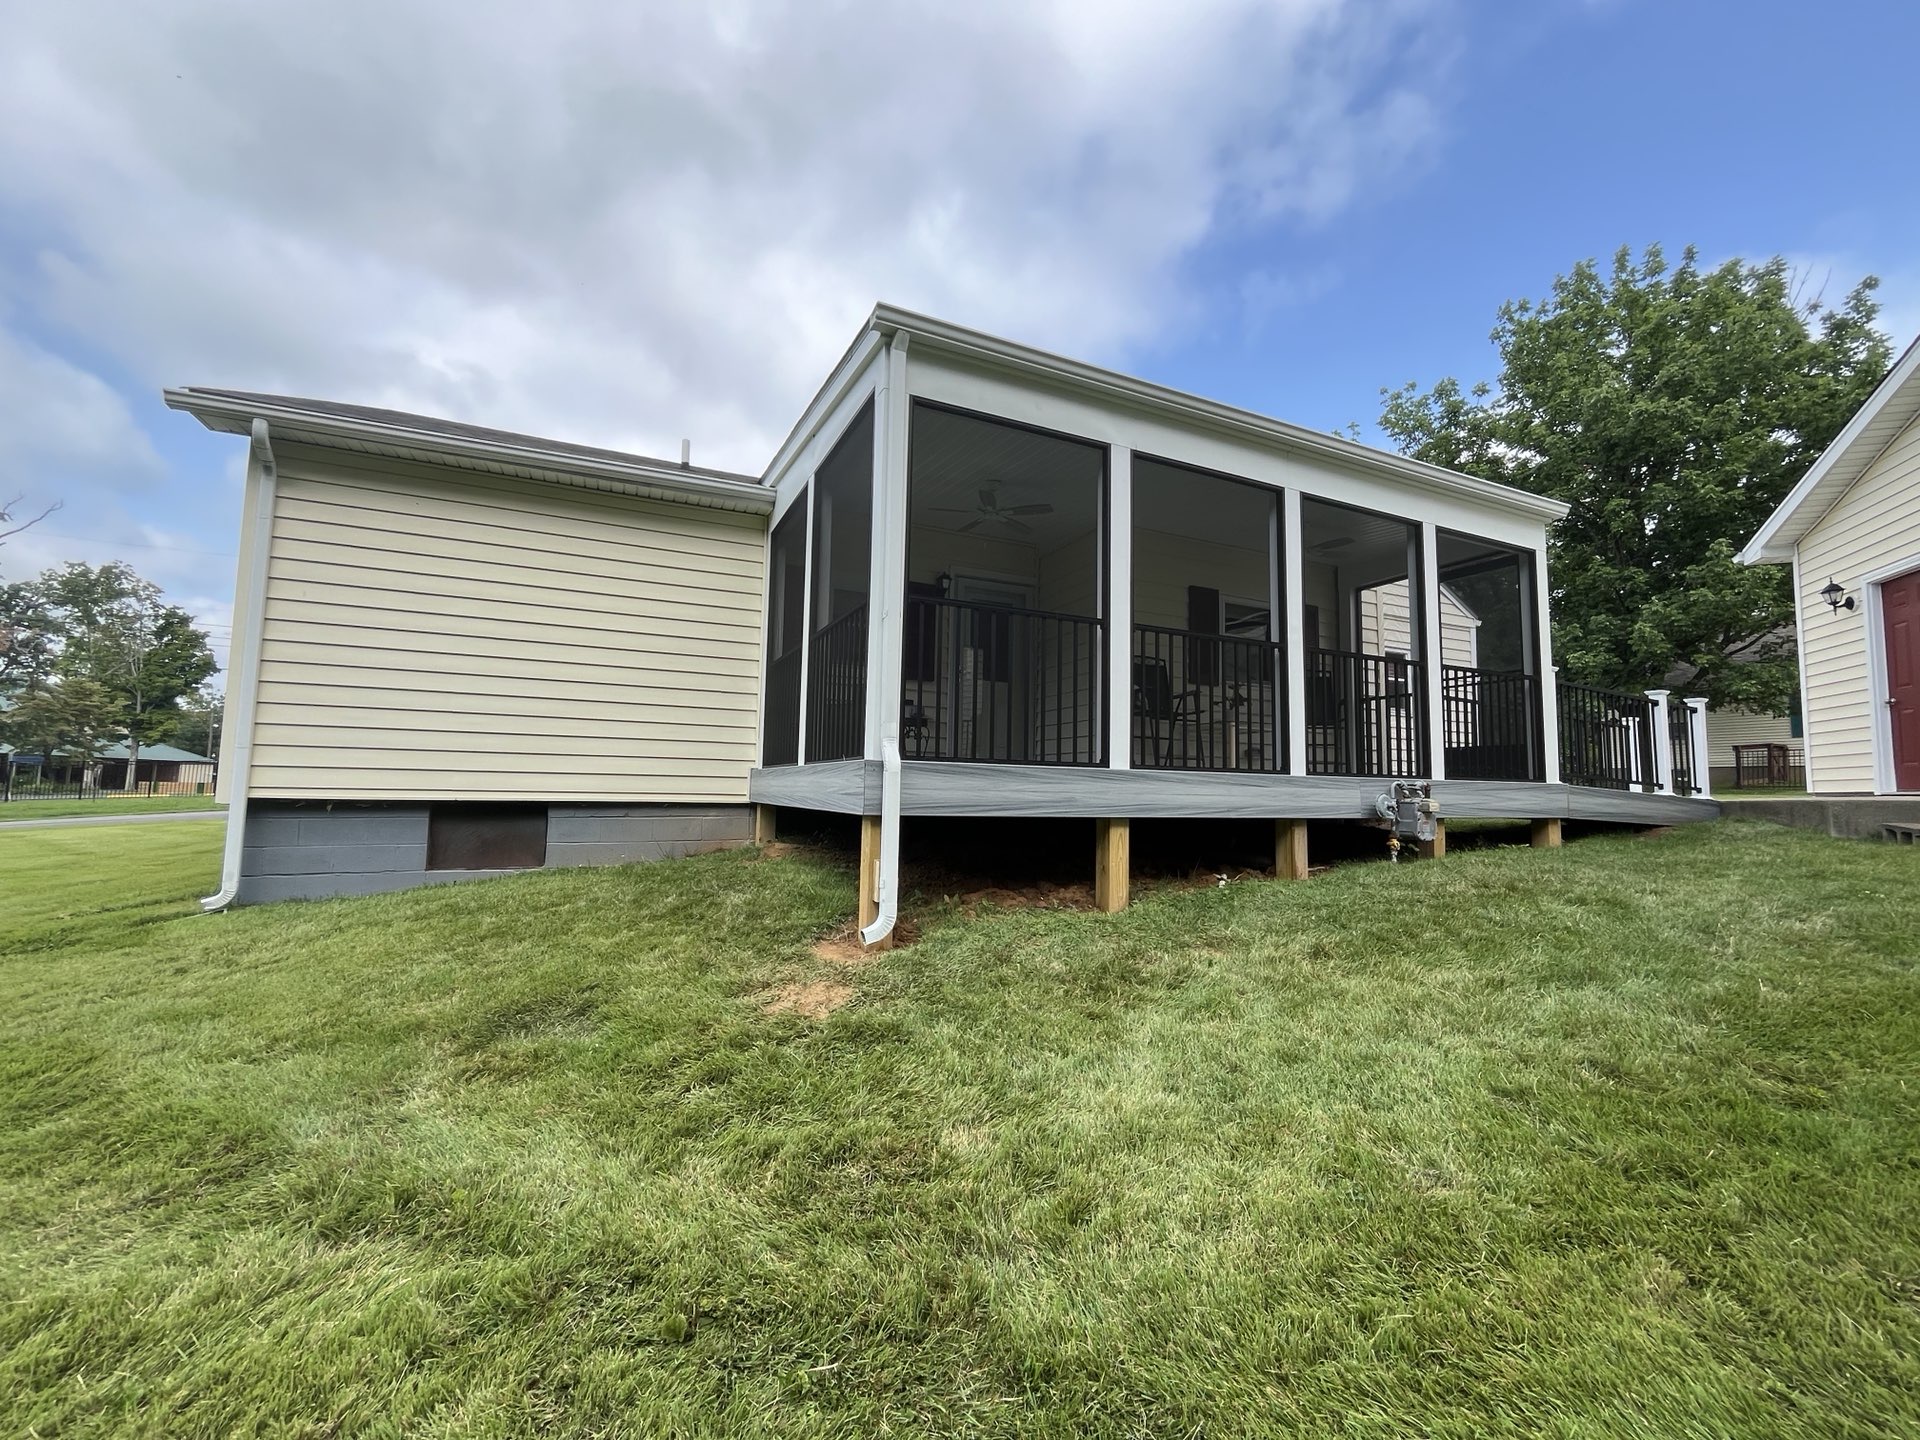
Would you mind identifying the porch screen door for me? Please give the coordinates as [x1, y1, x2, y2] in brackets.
[1885, 568, 1920, 791]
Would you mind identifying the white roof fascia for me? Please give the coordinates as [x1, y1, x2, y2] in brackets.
[1739, 334, 1920, 565]
[867, 304, 1571, 528]
[163, 388, 774, 515]
[759, 329, 887, 491]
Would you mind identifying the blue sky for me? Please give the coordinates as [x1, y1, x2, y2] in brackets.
[2, 0, 1915, 678]
[1149, 0, 1919, 430]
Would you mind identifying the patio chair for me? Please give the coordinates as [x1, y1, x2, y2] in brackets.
[1132, 657, 1204, 766]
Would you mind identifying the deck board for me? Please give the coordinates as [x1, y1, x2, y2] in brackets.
[750, 762, 1720, 826]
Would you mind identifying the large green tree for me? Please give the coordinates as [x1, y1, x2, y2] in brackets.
[1379, 245, 1891, 709]
[35, 562, 217, 785]
[2, 677, 124, 777]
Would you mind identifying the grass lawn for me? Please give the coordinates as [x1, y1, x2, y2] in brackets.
[0, 794, 223, 822]
[1, 820, 1916, 1437]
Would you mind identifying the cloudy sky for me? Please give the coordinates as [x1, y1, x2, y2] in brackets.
[2, 0, 1915, 677]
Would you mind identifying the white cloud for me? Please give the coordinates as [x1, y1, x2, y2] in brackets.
[0, 0, 1448, 472]
[0, 325, 162, 492]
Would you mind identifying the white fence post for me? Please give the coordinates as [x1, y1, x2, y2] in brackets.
[1686, 697, 1712, 798]
[1645, 689, 1675, 795]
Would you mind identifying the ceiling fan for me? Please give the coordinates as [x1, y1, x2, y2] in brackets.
[931, 482, 1055, 535]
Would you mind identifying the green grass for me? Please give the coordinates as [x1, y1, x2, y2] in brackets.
[0, 794, 224, 822]
[1, 820, 1916, 1437]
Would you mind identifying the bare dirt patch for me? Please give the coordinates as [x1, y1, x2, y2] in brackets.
[762, 979, 854, 1019]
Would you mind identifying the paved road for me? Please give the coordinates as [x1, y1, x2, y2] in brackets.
[0, 810, 225, 832]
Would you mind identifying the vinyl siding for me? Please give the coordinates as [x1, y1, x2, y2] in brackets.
[248, 444, 766, 801]
[1794, 414, 1920, 794]
[1357, 580, 1479, 666]
[1703, 708, 1796, 768]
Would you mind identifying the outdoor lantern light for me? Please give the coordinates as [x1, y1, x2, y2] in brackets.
[1820, 578, 1856, 613]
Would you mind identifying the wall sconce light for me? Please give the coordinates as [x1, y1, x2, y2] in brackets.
[1820, 578, 1855, 613]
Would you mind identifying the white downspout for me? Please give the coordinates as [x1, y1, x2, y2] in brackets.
[203, 418, 276, 912]
[859, 331, 911, 947]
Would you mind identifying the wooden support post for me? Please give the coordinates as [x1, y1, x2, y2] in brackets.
[858, 814, 890, 950]
[1417, 820, 1446, 860]
[1275, 819, 1309, 881]
[1094, 817, 1130, 913]
[752, 804, 777, 845]
[1530, 817, 1563, 849]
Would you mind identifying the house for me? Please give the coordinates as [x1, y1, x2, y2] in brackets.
[95, 742, 217, 794]
[1740, 335, 1920, 802]
[1, 740, 215, 794]
[167, 306, 1717, 926]
[1704, 707, 1800, 789]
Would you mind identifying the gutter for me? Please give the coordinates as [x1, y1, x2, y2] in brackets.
[203, 418, 276, 912]
[858, 331, 911, 948]
[162, 388, 774, 515]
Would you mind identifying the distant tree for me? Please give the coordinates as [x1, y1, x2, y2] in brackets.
[1379, 245, 1892, 710]
[38, 562, 217, 787]
[3, 678, 124, 779]
[0, 581, 55, 699]
[171, 683, 226, 762]
[0, 494, 58, 556]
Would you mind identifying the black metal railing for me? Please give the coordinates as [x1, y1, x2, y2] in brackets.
[1668, 700, 1699, 796]
[1130, 624, 1283, 771]
[1305, 647, 1427, 777]
[1442, 666, 1542, 782]
[901, 596, 1103, 765]
[805, 603, 868, 763]
[1557, 682, 1656, 791]
[1732, 742, 1804, 790]
[761, 648, 803, 767]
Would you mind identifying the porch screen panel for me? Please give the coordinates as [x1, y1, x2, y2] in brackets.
[761, 494, 807, 767]
[1130, 457, 1283, 772]
[1437, 533, 1542, 783]
[903, 402, 1107, 765]
[806, 401, 873, 762]
[1299, 496, 1428, 777]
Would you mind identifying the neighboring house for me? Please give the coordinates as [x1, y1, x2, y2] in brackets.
[1703, 707, 1800, 788]
[169, 305, 1717, 924]
[1740, 335, 1920, 797]
[96, 742, 216, 794]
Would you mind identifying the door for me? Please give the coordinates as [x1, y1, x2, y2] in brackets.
[1886, 569, 1920, 791]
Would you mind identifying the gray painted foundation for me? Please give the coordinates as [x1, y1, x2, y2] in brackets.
[1716, 794, 1920, 841]
[237, 800, 753, 904]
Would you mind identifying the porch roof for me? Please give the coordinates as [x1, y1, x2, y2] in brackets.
[766, 305, 1572, 528]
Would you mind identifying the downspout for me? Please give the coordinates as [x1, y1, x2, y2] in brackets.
[202, 418, 276, 912]
[859, 331, 911, 947]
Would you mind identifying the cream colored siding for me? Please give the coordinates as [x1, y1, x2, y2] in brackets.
[248, 444, 766, 801]
[1357, 580, 1479, 666]
[1132, 530, 1268, 629]
[1703, 708, 1796, 768]
[1794, 414, 1920, 793]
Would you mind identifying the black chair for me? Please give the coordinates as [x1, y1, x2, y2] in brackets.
[902, 700, 931, 758]
[1132, 657, 1204, 766]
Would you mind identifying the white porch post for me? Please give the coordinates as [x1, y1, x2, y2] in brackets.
[1686, 697, 1712, 798]
[1419, 521, 1445, 779]
[1534, 546, 1561, 784]
[1283, 488, 1307, 775]
[1106, 446, 1133, 769]
[863, 348, 910, 759]
[1646, 688, 1675, 795]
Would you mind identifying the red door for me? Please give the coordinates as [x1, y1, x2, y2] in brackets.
[1887, 569, 1920, 791]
